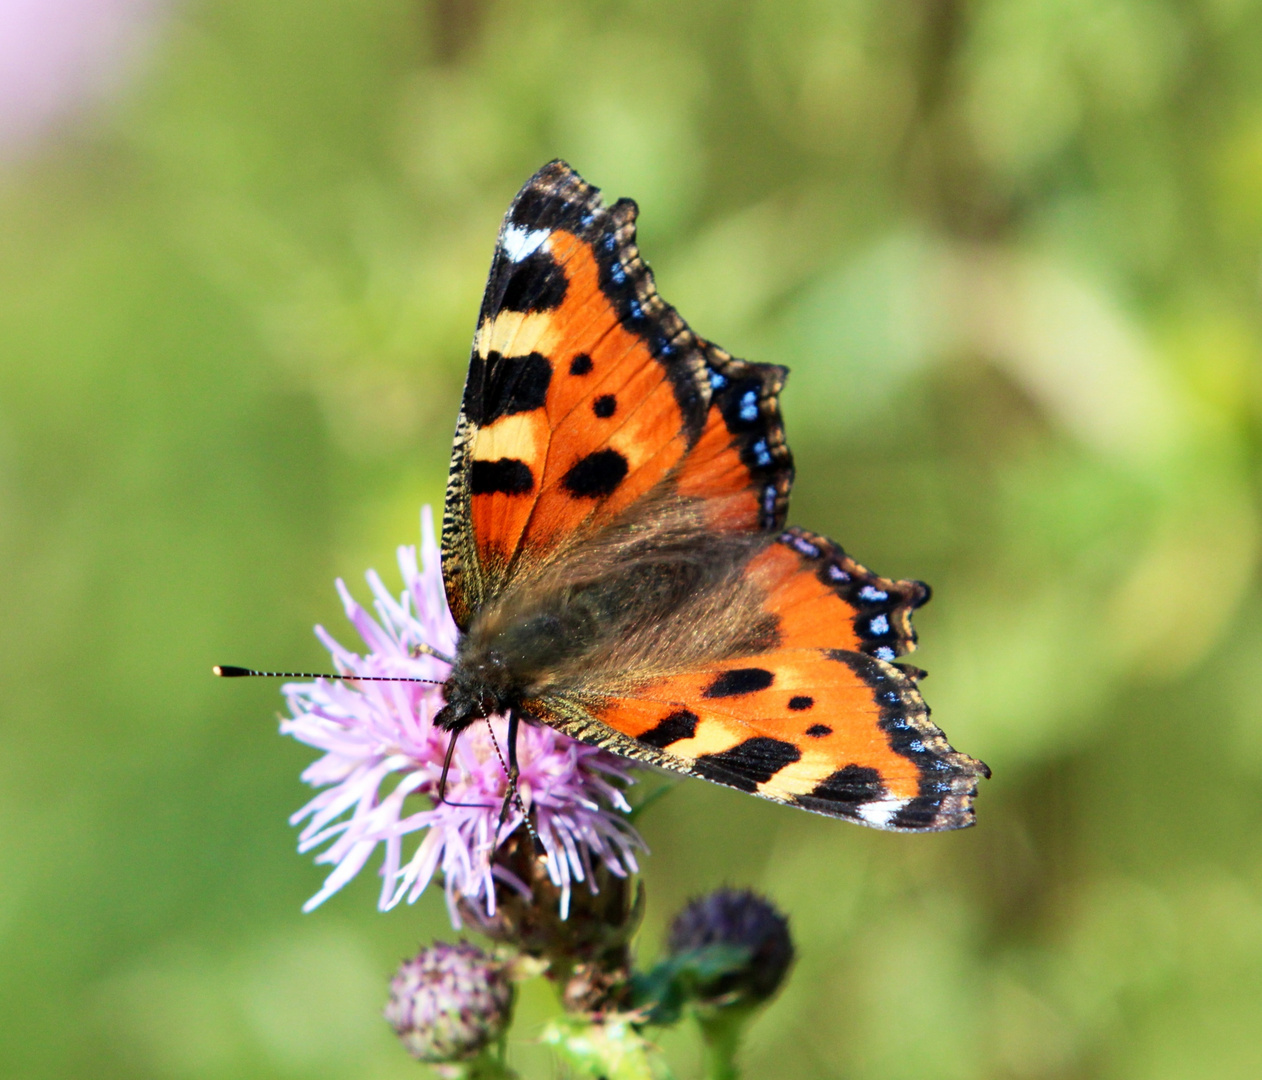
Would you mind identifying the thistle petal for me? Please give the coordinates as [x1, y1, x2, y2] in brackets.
[277, 506, 646, 922]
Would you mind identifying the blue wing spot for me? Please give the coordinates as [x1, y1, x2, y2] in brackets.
[874, 645, 896, 661]
[792, 535, 821, 558]
[752, 439, 772, 466]
[709, 369, 727, 390]
[628, 300, 642, 320]
[869, 614, 890, 636]
[858, 585, 889, 602]
[604, 233, 617, 251]
[827, 564, 851, 583]
[611, 263, 626, 285]
[739, 389, 758, 422]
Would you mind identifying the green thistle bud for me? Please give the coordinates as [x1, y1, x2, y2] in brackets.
[384, 942, 515, 1064]
[655, 890, 795, 1080]
[666, 888, 794, 1008]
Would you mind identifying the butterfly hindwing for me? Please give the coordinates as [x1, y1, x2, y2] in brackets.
[757, 526, 930, 662]
[533, 525, 985, 831]
[546, 647, 985, 831]
[443, 162, 795, 628]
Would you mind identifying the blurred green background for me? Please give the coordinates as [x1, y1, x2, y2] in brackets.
[3, 0, 1262, 1077]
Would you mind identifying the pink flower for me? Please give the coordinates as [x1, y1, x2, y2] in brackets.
[280, 507, 644, 923]
[0, 0, 163, 157]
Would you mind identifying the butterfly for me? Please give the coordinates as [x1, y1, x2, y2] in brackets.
[433, 161, 988, 831]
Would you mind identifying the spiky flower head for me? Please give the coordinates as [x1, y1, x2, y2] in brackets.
[279, 506, 644, 922]
[385, 941, 514, 1063]
[666, 888, 794, 1007]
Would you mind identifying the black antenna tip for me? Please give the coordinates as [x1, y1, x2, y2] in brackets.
[212, 664, 442, 685]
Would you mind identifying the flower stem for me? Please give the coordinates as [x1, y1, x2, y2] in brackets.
[698, 1012, 746, 1080]
[432, 1049, 519, 1079]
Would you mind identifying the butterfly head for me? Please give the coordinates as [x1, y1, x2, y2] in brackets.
[434, 597, 594, 733]
[434, 649, 514, 733]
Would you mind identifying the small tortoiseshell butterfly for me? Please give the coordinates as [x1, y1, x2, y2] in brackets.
[435, 161, 988, 831]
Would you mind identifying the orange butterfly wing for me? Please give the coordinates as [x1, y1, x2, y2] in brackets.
[549, 529, 988, 831]
[442, 162, 792, 628]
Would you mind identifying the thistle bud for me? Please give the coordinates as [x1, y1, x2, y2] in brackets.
[384, 942, 514, 1063]
[666, 888, 794, 1008]
[458, 829, 643, 1014]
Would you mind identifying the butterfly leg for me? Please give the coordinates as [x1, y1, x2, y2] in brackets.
[436, 728, 460, 804]
[432, 729, 495, 809]
[495, 709, 521, 832]
[506, 708, 521, 781]
[489, 709, 545, 856]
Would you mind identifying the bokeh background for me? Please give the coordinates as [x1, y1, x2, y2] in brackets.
[3, 0, 1262, 1077]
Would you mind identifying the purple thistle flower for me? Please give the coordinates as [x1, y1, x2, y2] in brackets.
[385, 941, 514, 1063]
[280, 506, 644, 923]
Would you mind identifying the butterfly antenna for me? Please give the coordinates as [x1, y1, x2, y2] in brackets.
[484, 712, 545, 857]
[213, 665, 443, 685]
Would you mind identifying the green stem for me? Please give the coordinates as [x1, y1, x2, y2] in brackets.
[431, 1047, 520, 1080]
[697, 1012, 746, 1080]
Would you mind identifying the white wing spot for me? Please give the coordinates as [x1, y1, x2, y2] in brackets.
[502, 225, 550, 263]
[857, 798, 909, 828]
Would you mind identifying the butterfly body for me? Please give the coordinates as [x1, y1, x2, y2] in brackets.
[435, 505, 777, 735]
[437, 162, 988, 831]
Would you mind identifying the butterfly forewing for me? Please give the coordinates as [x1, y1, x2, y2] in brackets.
[442, 162, 795, 627]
